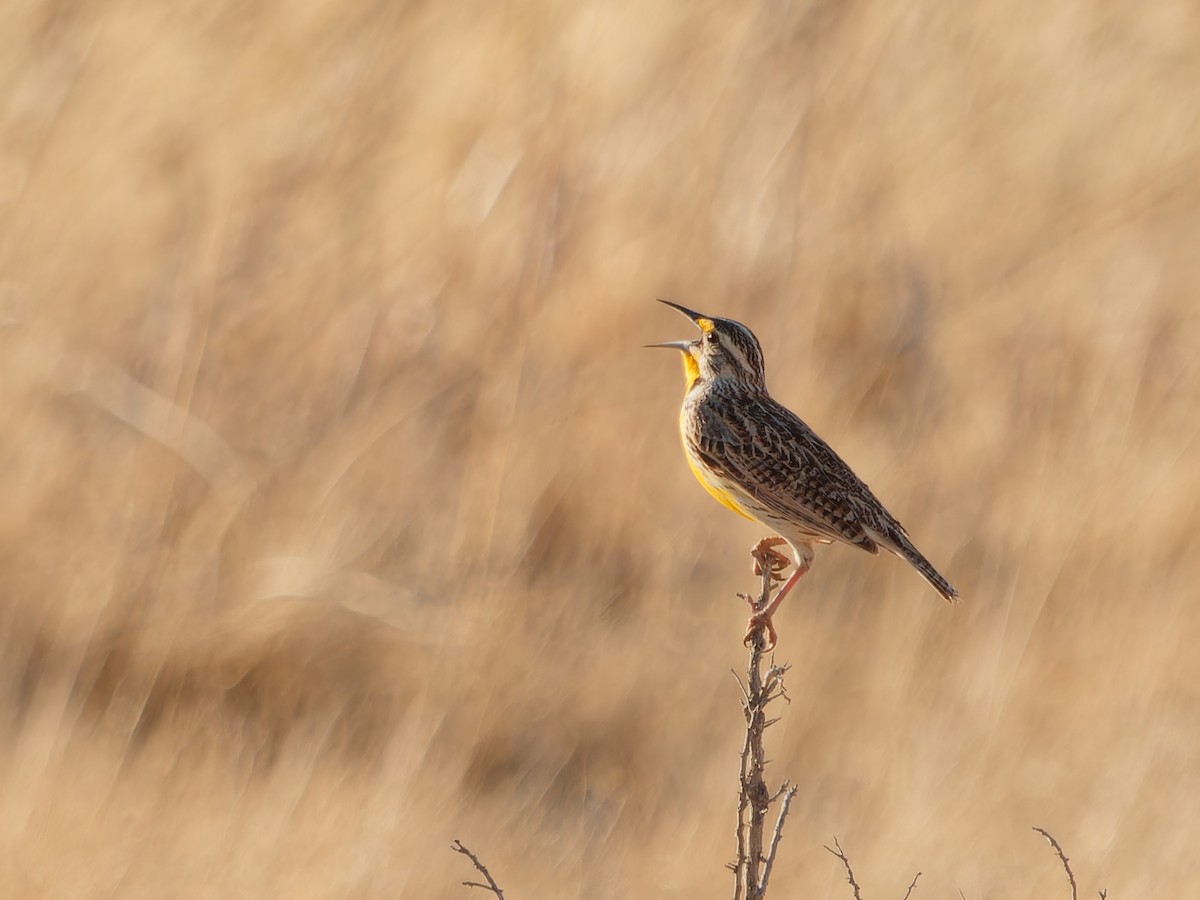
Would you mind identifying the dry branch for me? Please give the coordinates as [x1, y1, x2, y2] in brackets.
[824, 835, 922, 899]
[824, 837, 864, 900]
[1032, 827, 1108, 900]
[451, 840, 507, 899]
[731, 542, 799, 900]
[901, 870, 922, 900]
[1033, 827, 1077, 900]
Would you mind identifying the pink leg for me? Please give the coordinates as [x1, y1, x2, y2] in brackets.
[743, 558, 811, 650]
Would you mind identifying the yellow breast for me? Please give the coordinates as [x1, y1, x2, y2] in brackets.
[674, 350, 756, 521]
[686, 452, 757, 520]
[679, 419, 756, 522]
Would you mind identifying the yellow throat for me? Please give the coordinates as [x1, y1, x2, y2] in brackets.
[677, 352, 754, 521]
[679, 350, 701, 389]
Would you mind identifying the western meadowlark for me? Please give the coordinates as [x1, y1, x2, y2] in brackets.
[650, 299, 959, 649]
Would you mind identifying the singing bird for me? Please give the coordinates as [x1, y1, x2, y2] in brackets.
[649, 300, 958, 649]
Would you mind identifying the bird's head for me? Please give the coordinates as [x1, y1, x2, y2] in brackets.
[647, 300, 766, 390]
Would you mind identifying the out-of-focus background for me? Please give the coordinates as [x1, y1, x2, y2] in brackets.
[2, 1, 1198, 896]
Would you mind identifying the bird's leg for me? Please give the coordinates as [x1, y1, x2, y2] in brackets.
[751, 536, 790, 580]
[743, 558, 811, 651]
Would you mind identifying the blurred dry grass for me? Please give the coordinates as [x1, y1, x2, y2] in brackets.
[2, 0, 1198, 896]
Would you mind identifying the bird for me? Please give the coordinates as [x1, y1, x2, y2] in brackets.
[649, 299, 959, 649]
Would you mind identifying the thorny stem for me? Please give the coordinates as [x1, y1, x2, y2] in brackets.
[732, 544, 797, 900]
[760, 783, 799, 892]
[451, 840, 506, 899]
[1032, 827, 1077, 900]
[901, 871, 923, 900]
[1033, 828, 1110, 900]
[824, 837, 864, 900]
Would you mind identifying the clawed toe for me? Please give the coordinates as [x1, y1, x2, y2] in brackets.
[751, 537, 791, 578]
[743, 611, 778, 652]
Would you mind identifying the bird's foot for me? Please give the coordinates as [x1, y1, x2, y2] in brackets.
[751, 536, 790, 580]
[743, 609, 778, 652]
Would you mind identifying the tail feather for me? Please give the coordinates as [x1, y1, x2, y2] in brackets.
[889, 536, 959, 603]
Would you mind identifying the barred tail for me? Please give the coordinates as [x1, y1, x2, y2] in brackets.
[894, 539, 959, 603]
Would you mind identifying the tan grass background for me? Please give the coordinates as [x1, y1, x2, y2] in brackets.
[3, 1, 1199, 896]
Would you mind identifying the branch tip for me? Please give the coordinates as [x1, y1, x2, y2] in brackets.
[1032, 827, 1077, 900]
[824, 837, 863, 900]
[451, 840, 506, 899]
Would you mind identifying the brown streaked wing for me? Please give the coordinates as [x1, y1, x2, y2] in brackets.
[693, 392, 889, 553]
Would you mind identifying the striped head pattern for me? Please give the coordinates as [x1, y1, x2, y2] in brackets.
[648, 300, 767, 391]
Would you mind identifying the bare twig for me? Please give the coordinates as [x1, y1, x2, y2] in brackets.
[1031, 828, 1109, 900]
[760, 783, 799, 891]
[451, 840, 506, 899]
[823, 842, 920, 900]
[732, 729, 752, 897]
[731, 543, 798, 900]
[730, 668, 750, 703]
[1032, 827, 1077, 900]
[824, 837, 864, 900]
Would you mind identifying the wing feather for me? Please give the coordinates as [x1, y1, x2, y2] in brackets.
[691, 393, 897, 553]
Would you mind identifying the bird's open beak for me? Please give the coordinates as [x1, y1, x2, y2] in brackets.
[647, 299, 709, 350]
